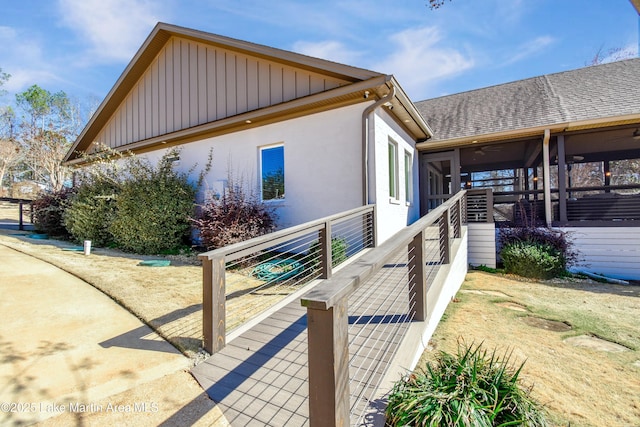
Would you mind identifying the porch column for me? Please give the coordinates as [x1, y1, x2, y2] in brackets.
[557, 135, 568, 223]
[542, 129, 552, 227]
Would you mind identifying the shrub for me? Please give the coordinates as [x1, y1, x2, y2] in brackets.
[192, 179, 276, 250]
[109, 154, 196, 254]
[499, 226, 577, 279]
[32, 187, 75, 238]
[307, 237, 348, 268]
[63, 178, 119, 247]
[386, 342, 548, 427]
[501, 241, 565, 279]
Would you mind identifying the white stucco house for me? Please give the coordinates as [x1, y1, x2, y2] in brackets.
[63, 22, 430, 244]
[64, 23, 640, 280]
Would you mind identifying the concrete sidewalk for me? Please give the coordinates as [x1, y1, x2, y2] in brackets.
[0, 244, 227, 426]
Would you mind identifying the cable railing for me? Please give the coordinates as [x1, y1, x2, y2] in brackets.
[0, 197, 34, 230]
[199, 204, 376, 354]
[301, 191, 466, 427]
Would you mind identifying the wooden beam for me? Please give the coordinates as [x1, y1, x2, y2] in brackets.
[202, 256, 226, 354]
[320, 221, 332, 279]
[307, 300, 350, 427]
[408, 230, 426, 321]
[542, 129, 552, 227]
[557, 135, 568, 223]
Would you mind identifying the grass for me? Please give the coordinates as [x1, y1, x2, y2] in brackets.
[419, 271, 640, 427]
[0, 229, 305, 358]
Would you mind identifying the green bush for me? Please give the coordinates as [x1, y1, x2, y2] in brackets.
[307, 237, 348, 268]
[109, 157, 196, 254]
[32, 187, 75, 238]
[386, 342, 548, 427]
[63, 179, 119, 247]
[501, 241, 565, 279]
[63, 147, 205, 253]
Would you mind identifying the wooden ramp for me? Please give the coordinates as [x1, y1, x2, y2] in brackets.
[192, 302, 310, 426]
[191, 259, 421, 426]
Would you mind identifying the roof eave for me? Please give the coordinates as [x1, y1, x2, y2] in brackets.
[64, 22, 384, 164]
[65, 75, 394, 165]
[416, 113, 640, 151]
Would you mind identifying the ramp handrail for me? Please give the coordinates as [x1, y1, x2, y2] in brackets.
[199, 204, 376, 354]
[301, 191, 466, 427]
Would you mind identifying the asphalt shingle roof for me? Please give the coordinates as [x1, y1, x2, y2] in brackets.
[415, 58, 640, 141]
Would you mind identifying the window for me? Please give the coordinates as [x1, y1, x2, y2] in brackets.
[388, 140, 399, 199]
[404, 150, 413, 203]
[260, 145, 285, 201]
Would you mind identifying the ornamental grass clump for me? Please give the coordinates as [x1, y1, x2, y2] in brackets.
[386, 342, 548, 427]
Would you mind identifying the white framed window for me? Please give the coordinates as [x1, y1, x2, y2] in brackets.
[388, 139, 399, 200]
[260, 144, 285, 201]
[404, 150, 413, 204]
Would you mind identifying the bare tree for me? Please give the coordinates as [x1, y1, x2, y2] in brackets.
[0, 69, 20, 192]
[15, 85, 79, 191]
[427, 0, 451, 10]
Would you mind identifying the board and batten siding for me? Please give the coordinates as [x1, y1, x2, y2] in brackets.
[467, 223, 496, 268]
[95, 36, 351, 150]
[564, 227, 640, 280]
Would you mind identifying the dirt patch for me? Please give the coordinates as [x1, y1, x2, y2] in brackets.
[564, 335, 630, 353]
[522, 316, 572, 332]
[0, 231, 306, 358]
[459, 289, 510, 297]
[496, 301, 528, 312]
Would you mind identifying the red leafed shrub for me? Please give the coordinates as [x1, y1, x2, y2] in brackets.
[32, 187, 76, 238]
[192, 183, 276, 250]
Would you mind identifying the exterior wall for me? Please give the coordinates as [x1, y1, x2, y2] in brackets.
[94, 36, 351, 151]
[369, 108, 421, 243]
[467, 223, 496, 268]
[563, 227, 640, 280]
[141, 103, 365, 230]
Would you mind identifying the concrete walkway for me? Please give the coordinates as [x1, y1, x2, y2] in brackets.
[0, 244, 225, 426]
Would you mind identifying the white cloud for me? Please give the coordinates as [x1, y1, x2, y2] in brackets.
[503, 36, 555, 65]
[0, 26, 60, 93]
[292, 40, 363, 65]
[371, 26, 474, 99]
[58, 0, 161, 63]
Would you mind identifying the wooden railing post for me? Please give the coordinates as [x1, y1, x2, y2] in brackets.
[408, 229, 426, 321]
[18, 202, 24, 231]
[485, 188, 494, 223]
[320, 220, 333, 279]
[202, 256, 226, 354]
[452, 200, 461, 238]
[307, 299, 350, 427]
[370, 205, 377, 248]
[439, 210, 450, 264]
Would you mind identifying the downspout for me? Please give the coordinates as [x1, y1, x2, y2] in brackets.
[362, 84, 396, 205]
[542, 129, 552, 227]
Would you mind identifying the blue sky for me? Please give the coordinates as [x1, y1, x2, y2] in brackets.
[1, 0, 638, 106]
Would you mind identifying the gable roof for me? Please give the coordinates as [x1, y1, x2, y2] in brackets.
[415, 58, 640, 150]
[64, 23, 430, 164]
